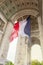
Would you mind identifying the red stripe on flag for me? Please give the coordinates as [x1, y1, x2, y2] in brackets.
[9, 22, 19, 42]
[14, 22, 19, 31]
[10, 31, 18, 42]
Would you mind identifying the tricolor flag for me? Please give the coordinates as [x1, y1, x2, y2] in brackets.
[9, 16, 30, 42]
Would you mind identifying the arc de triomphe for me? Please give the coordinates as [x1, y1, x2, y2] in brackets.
[0, 0, 43, 65]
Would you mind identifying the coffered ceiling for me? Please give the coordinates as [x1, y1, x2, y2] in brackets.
[0, 0, 40, 20]
[0, 0, 42, 31]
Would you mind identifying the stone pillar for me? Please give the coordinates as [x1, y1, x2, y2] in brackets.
[42, 0, 43, 25]
[0, 12, 7, 47]
[15, 35, 31, 65]
[27, 45, 31, 65]
[0, 22, 13, 59]
[38, 16, 43, 61]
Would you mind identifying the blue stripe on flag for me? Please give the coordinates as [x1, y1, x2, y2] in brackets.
[24, 16, 31, 36]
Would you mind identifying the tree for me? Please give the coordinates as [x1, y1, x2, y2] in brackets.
[31, 60, 41, 65]
[5, 61, 14, 65]
[41, 61, 43, 65]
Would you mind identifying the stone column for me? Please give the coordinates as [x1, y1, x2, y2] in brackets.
[42, 0, 43, 25]
[27, 45, 31, 65]
[0, 22, 13, 59]
[15, 35, 31, 65]
[38, 16, 43, 61]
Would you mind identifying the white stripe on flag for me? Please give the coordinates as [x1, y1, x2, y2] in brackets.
[18, 19, 28, 37]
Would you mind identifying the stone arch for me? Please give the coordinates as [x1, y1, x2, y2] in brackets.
[31, 36, 43, 61]
[11, 9, 39, 23]
[31, 37, 40, 47]
[31, 41, 42, 62]
[0, 12, 39, 62]
[0, 0, 42, 64]
[27, 36, 42, 65]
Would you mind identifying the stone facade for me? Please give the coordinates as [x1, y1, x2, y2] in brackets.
[0, 0, 43, 65]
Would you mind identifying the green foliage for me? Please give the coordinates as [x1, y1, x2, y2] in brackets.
[31, 60, 43, 65]
[41, 61, 43, 65]
[5, 61, 14, 65]
[5, 60, 43, 65]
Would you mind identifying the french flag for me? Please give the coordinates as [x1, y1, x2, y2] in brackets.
[9, 16, 30, 42]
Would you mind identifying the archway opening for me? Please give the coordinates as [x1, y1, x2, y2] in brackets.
[31, 44, 42, 62]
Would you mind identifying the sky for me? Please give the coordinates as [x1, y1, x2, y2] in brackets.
[7, 38, 42, 63]
[31, 44, 42, 62]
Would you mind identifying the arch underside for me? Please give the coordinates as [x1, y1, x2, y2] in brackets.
[31, 37, 40, 46]
[0, 0, 39, 20]
[11, 9, 39, 22]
